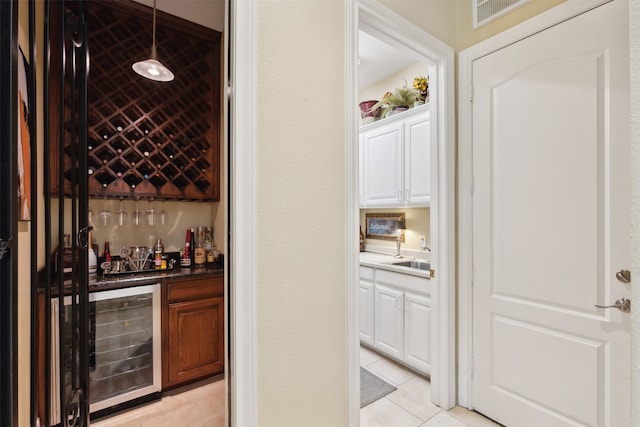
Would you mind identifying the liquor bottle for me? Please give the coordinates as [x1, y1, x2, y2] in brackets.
[103, 241, 112, 264]
[54, 234, 74, 275]
[182, 228, 192, 268]
[154, 238, 164, 269]
[189, 228, 196, 267]
[194, 227, 206, 267]
[206, 228, 216, 267]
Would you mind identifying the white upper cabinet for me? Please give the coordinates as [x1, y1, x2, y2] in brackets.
[360, 105, 431, 207]
[404, 112, 431, 206]
[361, 121, 404, 206]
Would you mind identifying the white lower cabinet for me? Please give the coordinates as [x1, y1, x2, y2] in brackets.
[364, 266, 431, 375]
[374, 285, 404, 360]
[403, 293, 431, 373]
[359, 282, 375, 345]
[359, 266, 375, 345]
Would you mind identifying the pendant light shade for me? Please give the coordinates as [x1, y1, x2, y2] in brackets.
[132, 0, 174, 82]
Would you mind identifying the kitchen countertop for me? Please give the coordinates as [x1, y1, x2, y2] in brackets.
[359, 251, 431, 279]
[90, 266, 224, 291]
[46, 266, 224, 296]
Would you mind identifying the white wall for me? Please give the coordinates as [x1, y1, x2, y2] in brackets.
[255, 0, 348, 425]
[359, 61, 431, 104]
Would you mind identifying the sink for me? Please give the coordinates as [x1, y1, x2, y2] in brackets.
[391, 260, 430, 271]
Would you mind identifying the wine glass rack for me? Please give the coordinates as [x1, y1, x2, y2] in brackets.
[50, 0, 221, 201]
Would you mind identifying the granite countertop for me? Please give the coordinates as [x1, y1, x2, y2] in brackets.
[90, 266, 224, 291]
[359, 251, 431, 279]
[45, 266, 224, 296]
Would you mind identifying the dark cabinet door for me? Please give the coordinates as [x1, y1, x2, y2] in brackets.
[166, 296, 224, 387]
[162, 274, 224, 389]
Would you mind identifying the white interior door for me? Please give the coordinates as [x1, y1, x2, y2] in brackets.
[470, 1, 630, 426]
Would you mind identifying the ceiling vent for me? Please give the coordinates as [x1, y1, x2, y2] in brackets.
[473, 0, 531, 28]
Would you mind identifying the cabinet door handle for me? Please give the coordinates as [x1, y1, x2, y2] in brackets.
[398, 191, 402, 202]
[406, 189, 409, 202]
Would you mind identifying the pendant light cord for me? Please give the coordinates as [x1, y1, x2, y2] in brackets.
[152, 0, 157, 51]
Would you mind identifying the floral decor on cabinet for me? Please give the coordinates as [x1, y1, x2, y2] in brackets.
[360, 75, 429, 125]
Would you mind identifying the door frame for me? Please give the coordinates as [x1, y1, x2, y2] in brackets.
[458, 0, 615, 408]
[352, 0, 457, 412]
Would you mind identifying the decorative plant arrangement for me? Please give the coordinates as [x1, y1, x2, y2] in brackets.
[413, 75, 429, 104]
[361, 75, 429, 125]
[369, 83, 419, 118]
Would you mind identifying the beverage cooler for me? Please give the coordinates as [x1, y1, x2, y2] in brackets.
[50, 284, 161, 423]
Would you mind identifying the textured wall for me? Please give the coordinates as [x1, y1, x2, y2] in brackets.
[630, 0, 639, 424]
[256, 0, 348, 425]
[378, 0, 456, 48]
[455, 0, 566, 51]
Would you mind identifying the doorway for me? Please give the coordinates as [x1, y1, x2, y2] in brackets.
[352, 0, 457, 419]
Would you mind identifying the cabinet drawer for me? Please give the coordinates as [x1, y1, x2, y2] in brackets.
[167, 275, 223, 302]
[360, 266, 375, 282]
[375, 269, 429, 295]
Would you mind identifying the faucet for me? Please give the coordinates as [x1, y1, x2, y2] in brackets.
[393, 219, 407, 258]
[394, 237, 403, 258]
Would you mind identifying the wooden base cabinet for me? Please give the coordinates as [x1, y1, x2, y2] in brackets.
[163, 275, 224, 389]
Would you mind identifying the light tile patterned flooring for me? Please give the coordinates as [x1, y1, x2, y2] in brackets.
[360, 345, 503, 427]
[91, 378, 225, 427]
[90, 348, 502, 426]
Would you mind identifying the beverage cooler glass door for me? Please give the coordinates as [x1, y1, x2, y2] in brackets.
[51, 284, 162, 421]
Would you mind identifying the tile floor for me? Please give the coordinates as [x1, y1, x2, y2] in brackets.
[91, 378, 225, 427]
[360, 345, 503, 427]
[90, 348, 502, 427]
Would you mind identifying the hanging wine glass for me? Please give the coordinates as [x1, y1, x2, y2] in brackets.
[116, 197, 128, 227]
[132, 198, 142, 226]
[146, 199, 156, 227]
[98, 197, 111, 227]
[88, 203, 95, 228]
[159, 200, 168, 226]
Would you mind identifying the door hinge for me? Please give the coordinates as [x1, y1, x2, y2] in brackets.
[470, 85, 474, 102]
[469, 358, 475, 377]
[469, 176, 474, 193]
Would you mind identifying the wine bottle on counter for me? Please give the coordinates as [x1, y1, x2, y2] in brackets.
[206, 228, 216, 267]
[182, 228, 192, 268]
[189, 228, 196, 267]
[103, 241, 112, 264]
[194, 227, 206, 267]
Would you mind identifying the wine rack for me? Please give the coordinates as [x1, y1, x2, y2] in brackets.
[50, 0, 221, 201]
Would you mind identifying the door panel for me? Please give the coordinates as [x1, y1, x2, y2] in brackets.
[471, 1, 630, 426]
[374, 285, 403, 359]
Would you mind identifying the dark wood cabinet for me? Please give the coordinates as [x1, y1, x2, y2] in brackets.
[49, 0, 221, 201]
[162, 274, 224, 389]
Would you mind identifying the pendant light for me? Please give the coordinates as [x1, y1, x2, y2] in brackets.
[132, 0, 174, 82]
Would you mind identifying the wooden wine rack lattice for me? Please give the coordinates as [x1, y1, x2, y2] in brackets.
[51, 0, 221, 201]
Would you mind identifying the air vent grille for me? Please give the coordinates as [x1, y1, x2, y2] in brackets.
[473, 0, 531, 28]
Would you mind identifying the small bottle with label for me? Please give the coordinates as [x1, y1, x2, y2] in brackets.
[154, 238, 164, 270]
[194, 227, 206, 267]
